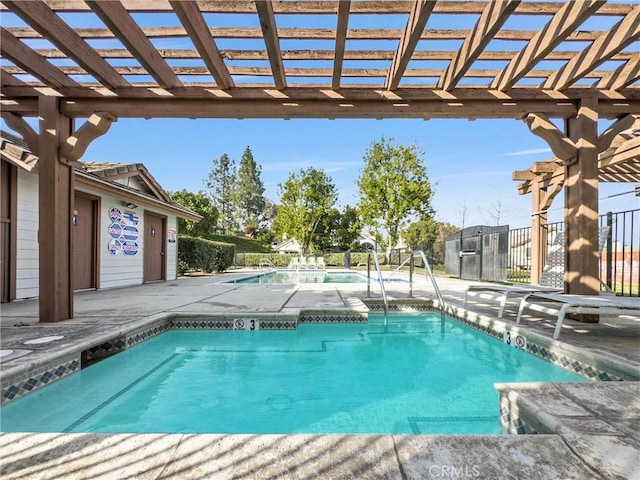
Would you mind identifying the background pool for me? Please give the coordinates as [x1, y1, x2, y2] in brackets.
[229, 270, 371, 284]
[0, 314, 584, 435]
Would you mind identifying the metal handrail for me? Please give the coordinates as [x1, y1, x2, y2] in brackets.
[367, 251, 389, 319]
[412, 250, 445, 309]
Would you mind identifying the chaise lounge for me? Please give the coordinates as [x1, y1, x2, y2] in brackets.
[516, 293, 640, 339]
[463, 227, 611, 319]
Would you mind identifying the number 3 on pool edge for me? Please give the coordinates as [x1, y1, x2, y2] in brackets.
[250, 319, 255, 330]
[505, 331, 511, 345]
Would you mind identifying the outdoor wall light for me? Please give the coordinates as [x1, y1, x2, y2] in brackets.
[122, 201, 138, 209]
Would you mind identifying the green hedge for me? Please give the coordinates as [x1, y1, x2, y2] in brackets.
[234, 253, 293, 268]
[178, 235, 235, 274]
[323, 252, 385, 267]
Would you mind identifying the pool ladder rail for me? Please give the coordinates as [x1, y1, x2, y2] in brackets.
[368, 250, 445, 315]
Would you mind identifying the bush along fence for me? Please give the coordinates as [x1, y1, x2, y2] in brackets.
[178, 235, 235, 274]
[233, 252, 388, 269]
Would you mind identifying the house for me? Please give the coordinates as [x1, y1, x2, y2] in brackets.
[0, 131, 200, 303]
[273, 237, 303, 254]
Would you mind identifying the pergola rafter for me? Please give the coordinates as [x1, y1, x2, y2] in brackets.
[438, 0, 520, 91]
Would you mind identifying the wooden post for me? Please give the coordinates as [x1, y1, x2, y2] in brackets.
[564, 97, 600, 304]
[530, 180, 547, 285]
[38, 96, 74, 322]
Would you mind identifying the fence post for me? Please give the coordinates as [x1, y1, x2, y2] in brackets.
[606, 211, 613, 290]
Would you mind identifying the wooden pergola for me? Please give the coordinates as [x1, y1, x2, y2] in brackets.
[514, 115, 640, 284]
[1, 0, 639, 322]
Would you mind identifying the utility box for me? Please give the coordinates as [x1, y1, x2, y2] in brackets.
[445, 225, 509, 281]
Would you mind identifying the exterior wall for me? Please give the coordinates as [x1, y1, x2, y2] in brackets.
[166, 215, 178, 281]
[99, 194, 144, 289]
[12, 174, 181, 299]
[15, 169, 39, 299]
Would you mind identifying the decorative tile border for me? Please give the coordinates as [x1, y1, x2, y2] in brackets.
[125, 322, 169, 348]
[84, 338, 126, 364]
[171, 319, 233, 329]
[451, 309, 628, 382]
[299, 313, 367, 323]
[1, 354, 80, 405]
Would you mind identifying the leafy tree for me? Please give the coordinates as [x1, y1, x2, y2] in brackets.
[235, 146, 266, 234]
[405, 216, 438, 252]
[275, 167, 337, 254]
[357, 137, 434, 256]
[205, 153, 236, 234]
[168, 189, 219, 239]
[405, 218, 459, 266]
[315, 205, 362, 251]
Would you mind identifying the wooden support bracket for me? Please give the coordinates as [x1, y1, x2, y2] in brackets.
[524, 113, 577, 164]
[60, 111, 117, 162]
[596, 114, 637, 152]
[1, 112, 39, 155]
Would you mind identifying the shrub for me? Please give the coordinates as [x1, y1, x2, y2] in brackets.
[178, 235, 235, 273]
[235, 253, 292, 268]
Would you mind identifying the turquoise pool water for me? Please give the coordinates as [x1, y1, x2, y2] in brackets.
[0, 314, 584, 435]
[229, 270, 372, 284]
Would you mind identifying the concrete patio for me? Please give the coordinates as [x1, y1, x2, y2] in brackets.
[1, 271, 639, 479]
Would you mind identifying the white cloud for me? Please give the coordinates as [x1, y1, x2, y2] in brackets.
[502, 147, 552, 157]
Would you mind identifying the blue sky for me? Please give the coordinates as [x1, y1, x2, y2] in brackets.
[60, 119, 637, 231]
[1, 115, 636, 229]
[75, 116, 636, 229]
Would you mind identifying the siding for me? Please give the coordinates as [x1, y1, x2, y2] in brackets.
[166, 216, 177, 280]
[99, 194, 144, 289]
[15, 170, 39, 299]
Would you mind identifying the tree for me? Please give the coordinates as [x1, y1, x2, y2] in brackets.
[275, 167, 337, 254]
[314, 205, 362, 251]
[168, 189, 218, 238]
[235, 146, 266, 234]
[357, 137, 434, 256]
[405, 218, 458, 266]
[205, 153, 236, 234]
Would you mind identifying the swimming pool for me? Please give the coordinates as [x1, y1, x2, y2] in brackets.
[0, 313, 584, 435]
[228, 270, 377, 284]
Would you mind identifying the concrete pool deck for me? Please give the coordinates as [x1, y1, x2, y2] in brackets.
[1, 271, 639, 479]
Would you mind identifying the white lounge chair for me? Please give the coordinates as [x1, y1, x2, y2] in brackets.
[317, 257, 326, 269]
[516, 293, 640, 339]
[290, 257, 300, 270]
[308, 257, 317, 269]
[299, 256, 308, 269]
[463, 227, 610, 318]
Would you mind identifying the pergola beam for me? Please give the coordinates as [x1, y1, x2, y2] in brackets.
[87, 0, 182, 89]
[255, 0, 287, 89]
[544, 6, 640, 90]
[385, 0, 436, 90]
[492, 0, 605, 90]
[2, 0, 129, 89]
[331, 0, 350, 90]
[169, 0, 234, 89]
[439, 0, 520, 91]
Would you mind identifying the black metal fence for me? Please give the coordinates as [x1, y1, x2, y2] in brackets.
[508, 209, 639, 296]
